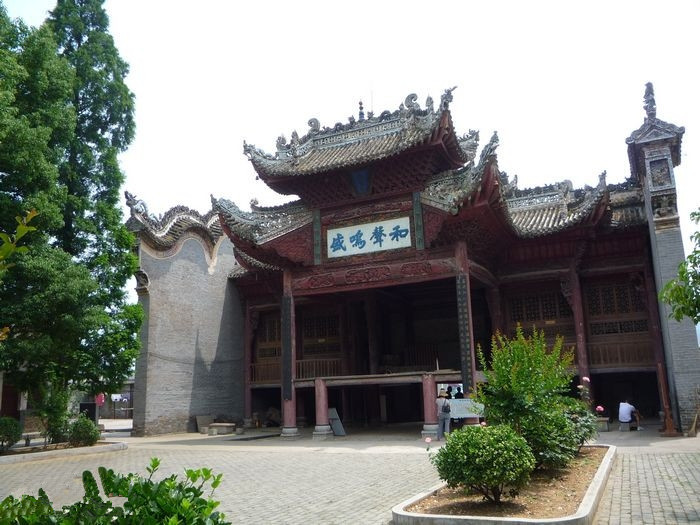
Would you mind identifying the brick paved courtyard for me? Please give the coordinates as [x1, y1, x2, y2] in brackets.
[1, 423, 699, 524]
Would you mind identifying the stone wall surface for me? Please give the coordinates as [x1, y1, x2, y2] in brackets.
[133, 236, 244, 435]
[653, 225, 700, 431]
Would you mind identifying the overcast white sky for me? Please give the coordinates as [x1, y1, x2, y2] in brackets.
[5, 1, 700, 255]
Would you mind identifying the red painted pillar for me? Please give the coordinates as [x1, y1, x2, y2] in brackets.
[485, 287, 504, 335]
[569, 268, 591, 383]
[421, 373, 438, 438]
[281, 270, 299, 439]
[313, 378, 333, 439]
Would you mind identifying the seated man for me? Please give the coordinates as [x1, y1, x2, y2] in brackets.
[618, 398, 642, 430]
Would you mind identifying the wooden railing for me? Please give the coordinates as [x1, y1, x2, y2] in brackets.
[250, 361, 281, 383]
[296, 358, 342, 379]
[250, 358, 343, 384]
[588, 340, 654, 368]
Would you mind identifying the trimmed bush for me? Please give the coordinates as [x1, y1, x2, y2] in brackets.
[430, 425, 535, 504]
[69, 413, 101, 447]
[0, 417, 21, 452]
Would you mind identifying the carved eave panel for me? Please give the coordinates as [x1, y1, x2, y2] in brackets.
[605, 181, 646, 231]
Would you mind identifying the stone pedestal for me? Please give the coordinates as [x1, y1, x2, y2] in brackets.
[421, 423, 438, 439]
[312, 424, 334, 440]
[596, 417, 610, 432]
[280, 426, 300, 439]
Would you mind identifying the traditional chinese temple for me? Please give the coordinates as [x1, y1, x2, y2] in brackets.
[125, 85, 699, 437]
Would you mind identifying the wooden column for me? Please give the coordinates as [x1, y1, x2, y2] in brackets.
[281, 270, 299, 438]
[365, 293, 379, 375]
[243, 305, 253, 427]
[643, 262, 679, 435]
[339, 303, 350, 375]
[485, 287, 504, 335]
[421, 373, 438, 438]
[313, 378, 333, 439]
[568, 268, 591, 383]
[455, 241, 476, 392]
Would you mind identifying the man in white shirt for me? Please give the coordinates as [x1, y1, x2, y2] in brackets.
[619, 399, 642, 430]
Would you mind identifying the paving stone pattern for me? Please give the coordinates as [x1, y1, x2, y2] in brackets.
[2, 428, 700, 524]
[594, 452, 700, 524]
[0, 439, 440, 525]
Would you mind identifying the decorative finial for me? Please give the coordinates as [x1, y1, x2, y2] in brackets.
[644, 82, 656, 119]
[359, 100, 365, 121]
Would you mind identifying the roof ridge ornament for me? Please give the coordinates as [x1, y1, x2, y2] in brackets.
[644, 82, 656, 120]
[440, 86, 457, 111]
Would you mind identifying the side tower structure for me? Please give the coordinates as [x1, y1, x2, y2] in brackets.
[626, 83, 699, 430]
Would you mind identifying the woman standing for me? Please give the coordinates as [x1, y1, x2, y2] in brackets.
[436, 388, 451, 440]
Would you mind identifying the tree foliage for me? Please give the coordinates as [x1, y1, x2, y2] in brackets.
[0, 1, 141, 418]
[660, 209, 700, 324]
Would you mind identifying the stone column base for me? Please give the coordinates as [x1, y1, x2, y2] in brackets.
[312, 424, 334, 440]
[421, 423, 438, 439]
[280, 426, 301, 439]
[243, 418, 253, 428]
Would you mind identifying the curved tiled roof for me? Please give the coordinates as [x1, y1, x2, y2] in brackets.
[124, 191, 222, 250]
[212, 197, 312, 244]
[243, 89, 475, 178]
[504, 172, 608, 237]
[420, 131, 499, 214]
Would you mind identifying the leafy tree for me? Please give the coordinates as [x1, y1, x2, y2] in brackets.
[47, 0, 142, 388]
[0, 210, 37, 342]
[0, 2, 141, 433]
[661, 209, 700, 324]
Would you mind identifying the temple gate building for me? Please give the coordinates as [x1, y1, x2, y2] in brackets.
[125, 85, 699, 437]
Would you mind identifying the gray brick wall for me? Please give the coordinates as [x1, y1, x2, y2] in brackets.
[133, 236, 244, 436]
[652, 225, 700, 431]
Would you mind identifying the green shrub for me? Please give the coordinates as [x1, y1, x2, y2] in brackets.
[35, 388, 70, 444]
[430, 425, 535, 504]
[560, 396, 598, 452]
[69, 413, 101, 447]
[476, 326, 574, 434]
[0, 489, 56, 521]
[0, 458, 230, 524]
[0, 417, 21, 452]
[520, 408, 579, 469]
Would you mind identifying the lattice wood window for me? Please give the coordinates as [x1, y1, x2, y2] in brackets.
[509, 290, 573, 323]
[256, 312, 281, 360]
[302, 311, 340, 357]
[585, 282, 645, 318]
[584, 280, 648, 336]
